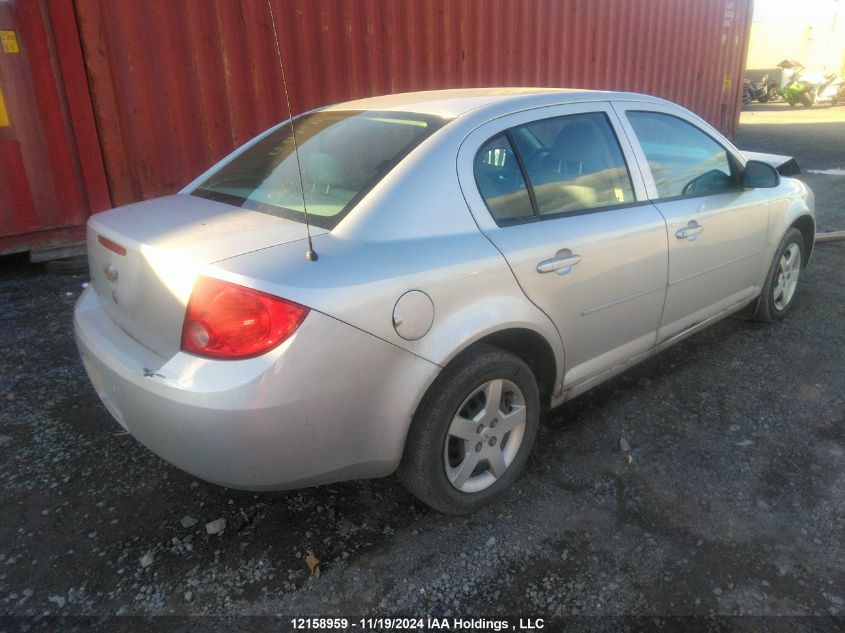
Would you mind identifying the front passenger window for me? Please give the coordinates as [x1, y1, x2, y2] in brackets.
[627, 111, 738, 198]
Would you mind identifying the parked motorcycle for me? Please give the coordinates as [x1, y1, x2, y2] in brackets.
[742, 77, 754, 105]
[781, 74, 817, 106]
[756, 74, 780, 102]
[743, 73, 779, 104]
[815, 73, 845, 105]
[778, 59, 815, 107]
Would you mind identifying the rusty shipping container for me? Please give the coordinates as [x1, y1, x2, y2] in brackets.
[2, 0, 753, 257]
[0, 0, 109, 258]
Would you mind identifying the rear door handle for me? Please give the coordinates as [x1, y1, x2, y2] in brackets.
[536, 253, 582, 275]
[675, 221, 704, 241]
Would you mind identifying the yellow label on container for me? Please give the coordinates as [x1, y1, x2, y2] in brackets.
[723, 74, 732, 92]
[1, 30, 20, 54]
[0, 87, 9, 127]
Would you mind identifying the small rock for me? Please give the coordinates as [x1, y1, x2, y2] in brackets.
[48, 595, 66, 608]
[88, 531, 98, 539]
[5, 393, 14, 402]
[619, 436, 631, 453]
[829, 595, 844, 607]
[139, 552, 154, 568]
[736, 439, 754, 447]
[190, 482, 199, 489]
[0, 435, 11, 446]
[485, 536, 496, 547]
[180, 516, 198, 529]
[728, 424, 741, 432]
[206, 518, 226, 535]
[184, 590, 193, 602]
[713, 587, 723, 596]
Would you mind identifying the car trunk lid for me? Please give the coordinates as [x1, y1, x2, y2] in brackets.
[87, 194, 326, 359]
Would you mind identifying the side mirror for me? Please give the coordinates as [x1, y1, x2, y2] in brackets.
[742, 160, 780, 188]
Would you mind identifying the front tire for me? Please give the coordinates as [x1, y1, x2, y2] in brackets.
[398, 345, 540, 514]
[754, 228, 804, 322]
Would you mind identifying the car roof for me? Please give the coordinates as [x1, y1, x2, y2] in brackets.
[322, 87, 669, 119]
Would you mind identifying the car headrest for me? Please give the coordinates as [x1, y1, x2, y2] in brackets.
[551, 121, 606, 168]
[307, 152, 345, 187]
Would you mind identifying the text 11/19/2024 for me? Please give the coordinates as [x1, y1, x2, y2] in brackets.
[290, 617, 545, 631]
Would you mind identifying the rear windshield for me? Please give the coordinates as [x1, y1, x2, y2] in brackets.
[192, 110, 444, 229]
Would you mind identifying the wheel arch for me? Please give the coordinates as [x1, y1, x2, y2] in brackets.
[446, 327, 560, 402]
[789, 214, 815, 266]
[475, 328, 557, 400]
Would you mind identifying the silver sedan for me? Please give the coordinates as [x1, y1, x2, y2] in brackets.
[74, 89, 815, 513]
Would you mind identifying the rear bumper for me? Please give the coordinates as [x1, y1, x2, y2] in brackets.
[74, 287, 438, 490]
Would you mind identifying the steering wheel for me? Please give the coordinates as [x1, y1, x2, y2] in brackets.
[682, 169, 731, 196]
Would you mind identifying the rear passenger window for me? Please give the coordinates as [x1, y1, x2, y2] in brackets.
[473, 134, 534, 221]
[511, 112, 635, 216]
[627, 111, 738, 198]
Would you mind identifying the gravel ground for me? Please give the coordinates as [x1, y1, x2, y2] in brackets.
[1, 106, 843, 629]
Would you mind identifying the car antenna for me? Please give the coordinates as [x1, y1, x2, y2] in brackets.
[267, 1, 318, 262]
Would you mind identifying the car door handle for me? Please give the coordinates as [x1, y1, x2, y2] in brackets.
[536, 253, 582, 274]
[675, 221, 704, 241]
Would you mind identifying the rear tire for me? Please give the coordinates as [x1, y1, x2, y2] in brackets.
[398, 345, 539, 514]
[753, 228, 804, 323]
[799, 92, 814, 107]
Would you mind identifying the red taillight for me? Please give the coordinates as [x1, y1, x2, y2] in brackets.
[181, 277, 308, 360]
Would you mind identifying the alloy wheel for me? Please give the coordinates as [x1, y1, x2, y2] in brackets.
[773, 243, 801, 311]
[443, 378, 527, 493]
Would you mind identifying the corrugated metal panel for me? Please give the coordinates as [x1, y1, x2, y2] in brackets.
[75, 0, 752, 207]
[0, 0, 107, 255]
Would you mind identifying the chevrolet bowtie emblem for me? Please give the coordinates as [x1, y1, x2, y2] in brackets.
[104, 263, 119, 282]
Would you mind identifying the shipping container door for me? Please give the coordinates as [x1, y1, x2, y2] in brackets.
[0, 0, 101, 256]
